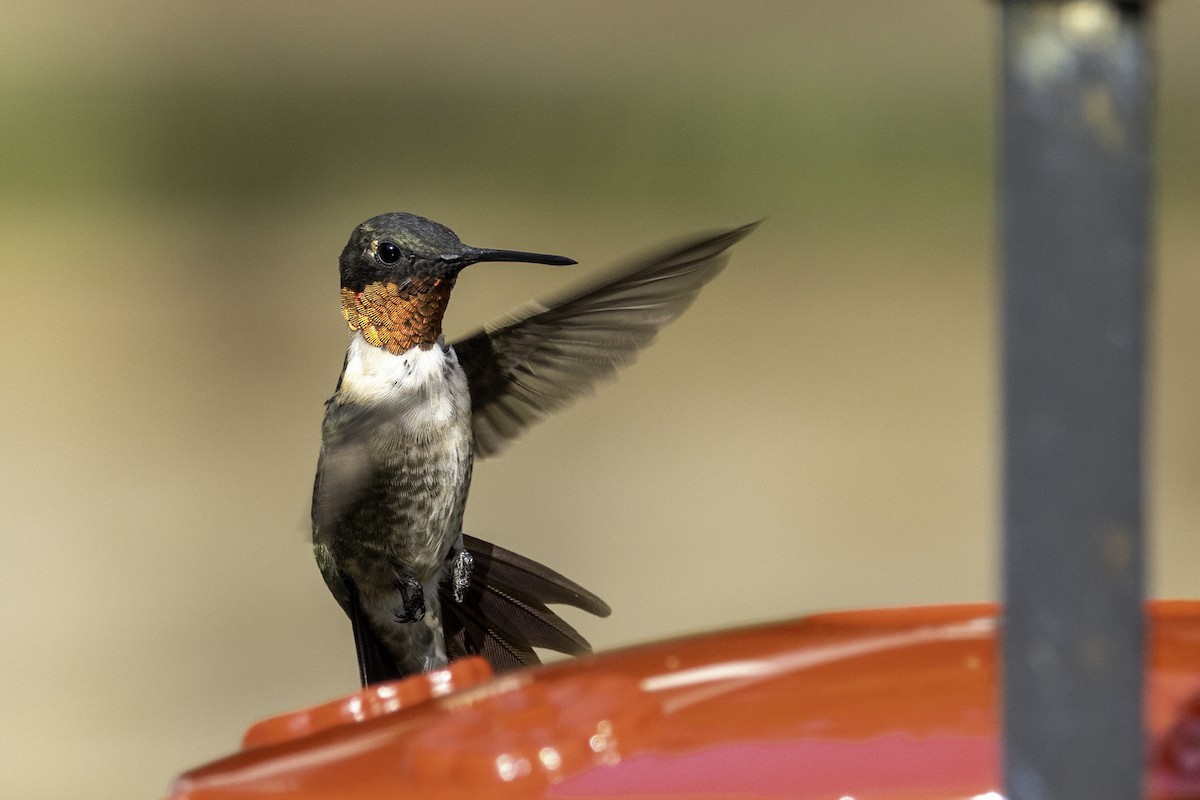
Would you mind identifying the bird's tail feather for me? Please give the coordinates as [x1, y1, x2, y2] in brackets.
[442, 534, 610, 673]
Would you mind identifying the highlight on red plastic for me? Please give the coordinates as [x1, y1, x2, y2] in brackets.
[170, 602, 1200, 800]
[240, 656, 493, 750]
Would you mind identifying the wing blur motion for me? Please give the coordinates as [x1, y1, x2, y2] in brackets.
[442, 534, 611, 673]
[453, 222, 760, 458]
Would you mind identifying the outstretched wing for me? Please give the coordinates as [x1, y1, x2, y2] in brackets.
[453, 222, 759, 458]
[442, 534, 611, 672]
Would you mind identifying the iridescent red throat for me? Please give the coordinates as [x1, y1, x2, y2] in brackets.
[340, 276, 456, 354]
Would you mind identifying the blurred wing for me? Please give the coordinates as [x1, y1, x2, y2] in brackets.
[311, 390, 385, 552]
[313, 399, 405, 687]
[453, 222, 759, 458]
[442, 534, 611, 672]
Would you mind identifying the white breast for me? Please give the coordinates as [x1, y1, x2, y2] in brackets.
[337, 332, 471, 436]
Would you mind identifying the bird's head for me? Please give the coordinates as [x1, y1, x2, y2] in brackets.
[338, 212, 574, 353]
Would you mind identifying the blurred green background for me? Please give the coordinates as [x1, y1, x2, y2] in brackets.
[3, 2, 1199, 797]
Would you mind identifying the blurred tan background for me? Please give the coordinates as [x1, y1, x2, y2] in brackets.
[3, 2, 1199, 797]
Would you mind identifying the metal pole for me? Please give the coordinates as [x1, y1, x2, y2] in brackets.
[1001, 1, 1152, 799]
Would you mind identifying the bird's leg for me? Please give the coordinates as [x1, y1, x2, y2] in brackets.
[390, 570, 426, 623]
[447, 533, 474, 604]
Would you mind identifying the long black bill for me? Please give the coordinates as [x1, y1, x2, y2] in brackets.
[459, 246, 576, 267]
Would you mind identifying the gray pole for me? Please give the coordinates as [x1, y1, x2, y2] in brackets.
[1000, 2, 1152, 799]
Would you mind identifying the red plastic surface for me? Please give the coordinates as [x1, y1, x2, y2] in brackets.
[170, 602, 1200, 799]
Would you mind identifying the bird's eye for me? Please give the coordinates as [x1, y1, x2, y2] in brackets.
[376, 241, 402, 265]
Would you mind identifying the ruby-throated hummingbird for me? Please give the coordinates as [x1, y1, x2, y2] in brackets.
[312, 212, 756, 685]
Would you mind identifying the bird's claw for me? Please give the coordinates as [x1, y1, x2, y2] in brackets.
[393, 575, 425, 623]
[449, 548, 473, 604]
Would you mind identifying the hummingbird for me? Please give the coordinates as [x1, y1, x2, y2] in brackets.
[312, 212, 757, 685]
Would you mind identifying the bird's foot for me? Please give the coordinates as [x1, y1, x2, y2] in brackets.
[448, 548, 474, 604]
[392, 574, 425, 623]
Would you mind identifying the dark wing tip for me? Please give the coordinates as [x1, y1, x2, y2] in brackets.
[454, 221, 761, 458]
[346, 577, 406, 687]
